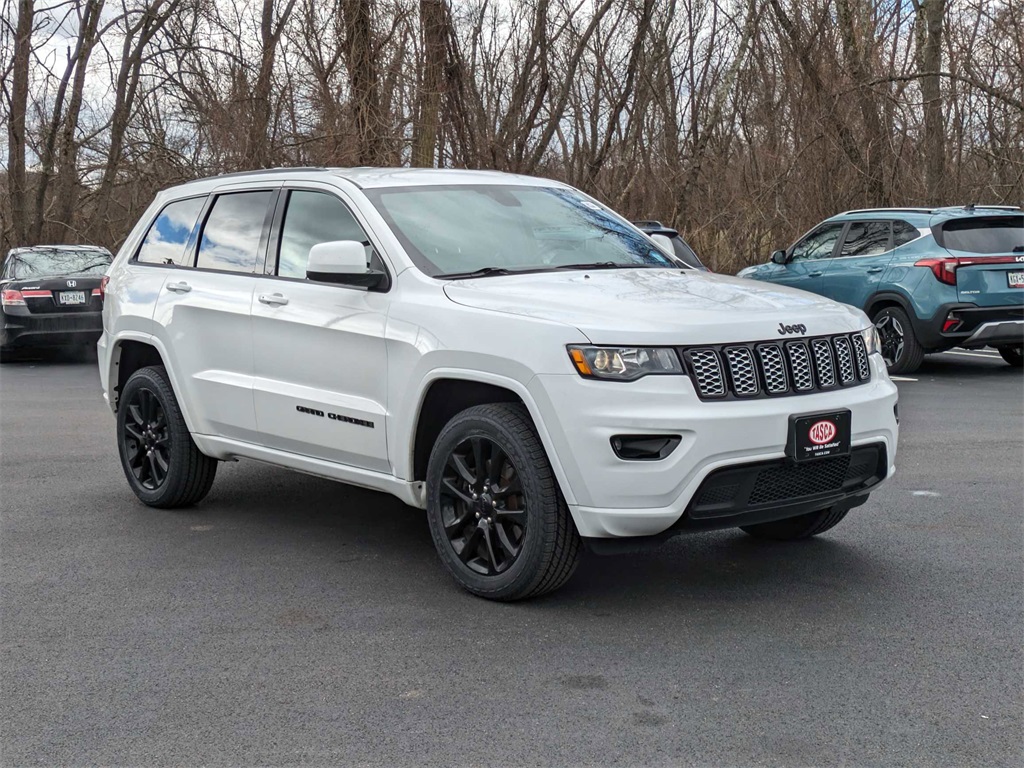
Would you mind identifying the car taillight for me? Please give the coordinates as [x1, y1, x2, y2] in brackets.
[1, 289, 26, 306]
[99, 275, 110, 298]
[915, 257, 959, 286]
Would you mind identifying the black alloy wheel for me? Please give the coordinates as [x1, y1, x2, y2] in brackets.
[116, 365, 217, 508]
[425, 403, 581, 600]
[122, 386, 170, 490]
[873, 306, 924, 374]
[439, 434, 527, 576]
[876, 313, 904, 367]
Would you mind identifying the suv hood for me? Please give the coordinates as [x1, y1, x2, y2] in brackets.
[443, 269, 869, 345]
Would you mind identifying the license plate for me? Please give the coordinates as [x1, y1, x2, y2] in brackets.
[787, 410, 852, 462]
[1008, 271, 1024, 288]
[58, 291, 86, 305]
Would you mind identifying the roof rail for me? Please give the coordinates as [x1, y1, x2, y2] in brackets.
[839, 207, 935, 215]
[183, 167, 331, 185]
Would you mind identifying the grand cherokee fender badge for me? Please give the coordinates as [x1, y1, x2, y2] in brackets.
[777, 322, 807, 335]
[296, 404, 374, 428]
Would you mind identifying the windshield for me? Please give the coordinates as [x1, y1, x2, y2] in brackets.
[938, 216, 1023, 254]
[11, 250, 111, 279]
[364, 185, 679, 277]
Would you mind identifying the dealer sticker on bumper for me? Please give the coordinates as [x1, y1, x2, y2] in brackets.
[787, 410, 852, 462]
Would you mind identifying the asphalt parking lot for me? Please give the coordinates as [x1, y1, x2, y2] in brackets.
[1, 350, 1021, 767]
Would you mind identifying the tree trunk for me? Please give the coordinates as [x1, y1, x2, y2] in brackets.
[52, 0, 106, 239]
[342, 0, 386, 165]
[918, 0, 946, 204]
[411, 0, 447, 167]
[6, 0, 34, 246]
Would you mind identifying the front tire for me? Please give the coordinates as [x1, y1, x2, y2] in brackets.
[425, 403, 581, 601]
[740, 506, 848, 541]
[997, 344, 1023, 367]
[873, 305, 924, 375]
[117, 365, 217, 508]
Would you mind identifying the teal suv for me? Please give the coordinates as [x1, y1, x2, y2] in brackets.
[738, 207, 1024, 373]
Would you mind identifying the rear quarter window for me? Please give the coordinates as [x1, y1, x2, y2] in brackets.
[936, 216, 1023, 254]
[136, 197, 207, 266]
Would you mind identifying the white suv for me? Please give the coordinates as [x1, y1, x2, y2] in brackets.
[99, 168, 899, 600]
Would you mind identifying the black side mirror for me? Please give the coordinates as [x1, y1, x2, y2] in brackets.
[771, 249, 788, 265]
[308, 268, 388, 290]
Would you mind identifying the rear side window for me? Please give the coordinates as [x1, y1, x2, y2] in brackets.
[136, 197, 205, 266]
[892, 220, 920, 247]
[937, 216, 1024, 254]
[791, 223, 844, 260]
[277, 190, 369, 279]
[839, 221, 890, 257]
[197, 191, 273, 273]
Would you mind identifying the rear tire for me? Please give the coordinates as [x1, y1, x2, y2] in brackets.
[117, 365, 217, 508]
[873, 306, 924, 375]
[425, 403, 581, 601]
[996, 344, 1023, 367]
[740, 506, 849, 541]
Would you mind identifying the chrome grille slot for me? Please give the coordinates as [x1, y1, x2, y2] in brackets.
[756, 344, 789, 394]
[834, 335, 855, 384]
[786, 342, 814, 391]
[685, 349, 726, 398]
[811, 338, 836, 388]
[851, 334, 871, 380]
[724, 347, 759, 396]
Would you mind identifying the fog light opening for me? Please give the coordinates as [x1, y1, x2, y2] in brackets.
[611, 435, 682, 461]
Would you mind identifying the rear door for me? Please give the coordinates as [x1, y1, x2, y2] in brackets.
[250, 184, 391, 472]
[764, 222, 845, 295]
[818, 220, 894, 308]
[937, 215, 1024, 306]
[151, 185, 278, 442]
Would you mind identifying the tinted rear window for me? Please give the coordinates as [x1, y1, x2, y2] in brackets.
[938, 216, 1023, 254]
[10, 250, 111, 278]
[137, 197, 206, 266]
[197, 191, 273, 273]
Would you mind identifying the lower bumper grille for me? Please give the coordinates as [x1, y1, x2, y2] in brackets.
[688, 444, 887, 519]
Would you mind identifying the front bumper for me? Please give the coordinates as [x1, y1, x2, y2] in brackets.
[0, 309, 103, 349]
[529, 354, 898, 538]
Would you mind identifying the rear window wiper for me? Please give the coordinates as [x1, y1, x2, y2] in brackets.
[436, 266, 516, 279]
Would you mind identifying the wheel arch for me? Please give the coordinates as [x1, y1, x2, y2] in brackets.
[108, 334, 197, 432]
[864, 291, 913, 319]
[405, 370, 578, 507]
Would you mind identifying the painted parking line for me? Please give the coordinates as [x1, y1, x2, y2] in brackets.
[890, 376, 918, 382]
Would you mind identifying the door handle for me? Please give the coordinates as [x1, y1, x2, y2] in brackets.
[165, 281, 191, 293]
[808, 271, 823, 278]
[258, 293, 289, 306]
[866, 267, 884, 274]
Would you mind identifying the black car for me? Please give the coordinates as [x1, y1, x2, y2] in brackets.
[1, 245, 112, 358]
[632, 220, 709, 271]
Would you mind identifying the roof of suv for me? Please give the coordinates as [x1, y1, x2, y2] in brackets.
[180, 166, 563, 190]
[828, 205, 1022, 226]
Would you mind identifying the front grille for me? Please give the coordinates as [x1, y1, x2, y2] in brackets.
[682, 332, 871, 401]
[687, 348, 726, 397]
[687, 444, 887, 519]
[747, 455, 852, 505]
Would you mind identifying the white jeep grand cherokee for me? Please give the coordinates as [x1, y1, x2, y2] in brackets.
[99, 168, 899, 600]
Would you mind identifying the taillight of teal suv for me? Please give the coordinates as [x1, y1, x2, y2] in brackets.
[738, 206, 1024, 373]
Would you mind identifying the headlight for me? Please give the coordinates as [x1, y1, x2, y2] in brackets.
[567, 345, 683, 381]
[861, 325, 881, 356]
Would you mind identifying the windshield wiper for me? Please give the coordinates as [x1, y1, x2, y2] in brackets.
[436, 266, 517, 279]
[548, 261, 671, 271]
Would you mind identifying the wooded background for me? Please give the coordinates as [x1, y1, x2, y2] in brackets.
[2, 0, 1021, 272]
